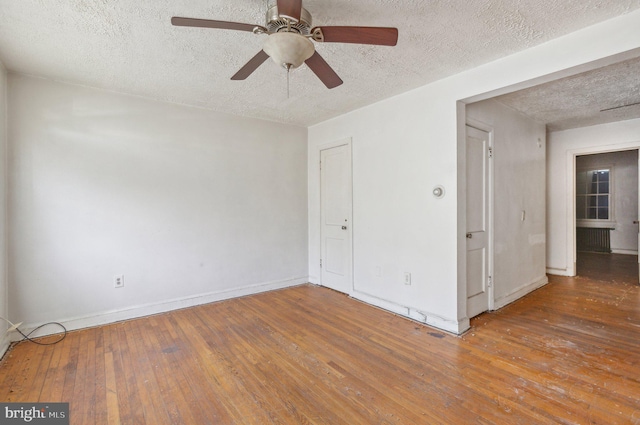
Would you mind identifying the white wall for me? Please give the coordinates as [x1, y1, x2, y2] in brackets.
[0, 62, 8, 356]
[7, 74, 308, 333]
[576, 150, 638, 254]
[547, 118, 640, 275]
[309, 86, 461, 332]
[309, 10, 640, 333]
[466, 100, 547, 309]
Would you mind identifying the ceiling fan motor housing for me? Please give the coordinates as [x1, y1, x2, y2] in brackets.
[266, 5, 312, 34]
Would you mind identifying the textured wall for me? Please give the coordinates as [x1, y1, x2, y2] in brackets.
[7, 74, 308, 329]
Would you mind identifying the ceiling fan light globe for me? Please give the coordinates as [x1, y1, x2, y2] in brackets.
[263, 32, 315, 69]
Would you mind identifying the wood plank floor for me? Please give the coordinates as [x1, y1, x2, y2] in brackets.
[577, 251, 638, 284]
[2, 262, 640, 424]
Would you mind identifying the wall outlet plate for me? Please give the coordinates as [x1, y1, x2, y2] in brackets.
[114, 275, 124, 288]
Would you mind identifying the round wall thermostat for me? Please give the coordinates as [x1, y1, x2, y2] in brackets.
[433, 185, 445, 198]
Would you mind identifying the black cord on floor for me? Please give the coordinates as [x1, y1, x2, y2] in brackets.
[16, 322, 67, 346]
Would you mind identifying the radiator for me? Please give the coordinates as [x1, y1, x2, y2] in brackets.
[576, 227, 611, 253]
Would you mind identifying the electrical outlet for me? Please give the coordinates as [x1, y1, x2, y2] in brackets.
[114, 275, 124, 288]
[403, 272, 411, 285]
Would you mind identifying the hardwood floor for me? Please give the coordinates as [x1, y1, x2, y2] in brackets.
[1, 268, 639, 424]
[577, 251, 638, 284]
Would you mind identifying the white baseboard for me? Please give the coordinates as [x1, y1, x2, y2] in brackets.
[611, 249, 638, 255]
[350, 290, 469, 335]
[15, 277, 309, 340]
[493, 275, 548, 310]
[546, 267, 573, 276]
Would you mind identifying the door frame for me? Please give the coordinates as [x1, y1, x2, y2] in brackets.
[318, 137, 354, 294]
[465, 119, 495, 313]
[565, 142, 640, 277]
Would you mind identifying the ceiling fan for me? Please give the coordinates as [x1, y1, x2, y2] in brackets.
[171, 0, 398, 89]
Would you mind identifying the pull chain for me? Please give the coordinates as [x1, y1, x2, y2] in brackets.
[284, 63, 293, 99]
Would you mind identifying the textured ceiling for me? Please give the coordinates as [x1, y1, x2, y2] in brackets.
[1, 0, 640, 127]
[492, 57, 640, 131]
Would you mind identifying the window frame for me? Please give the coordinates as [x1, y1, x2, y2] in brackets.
[576, 165, 615, 228]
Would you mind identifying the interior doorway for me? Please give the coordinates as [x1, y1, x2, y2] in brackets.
[574, 149, 639, 283]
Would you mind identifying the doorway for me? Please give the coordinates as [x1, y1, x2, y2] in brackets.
[574, 149, 639, 283]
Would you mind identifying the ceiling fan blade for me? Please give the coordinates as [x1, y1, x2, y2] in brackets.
[277, 0, 302, 21]
[171, 17, 258, 33]
[231, 50, 270, 80]
[305, 52, 343, 89]
[313, 26, 398, 46]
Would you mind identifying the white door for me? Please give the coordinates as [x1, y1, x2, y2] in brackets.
[320, 144, 353, 294]
[466, 125, 491, 318]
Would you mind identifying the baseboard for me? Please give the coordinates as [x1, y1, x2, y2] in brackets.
[350, 290, 469, 335]
[493, 275, 548, 310]
[15, 277, 309, 340]
[546, 267, 573, 276]
[611, 249, 638, 255]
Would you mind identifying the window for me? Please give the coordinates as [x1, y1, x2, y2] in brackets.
[576, 168, 610, 221]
